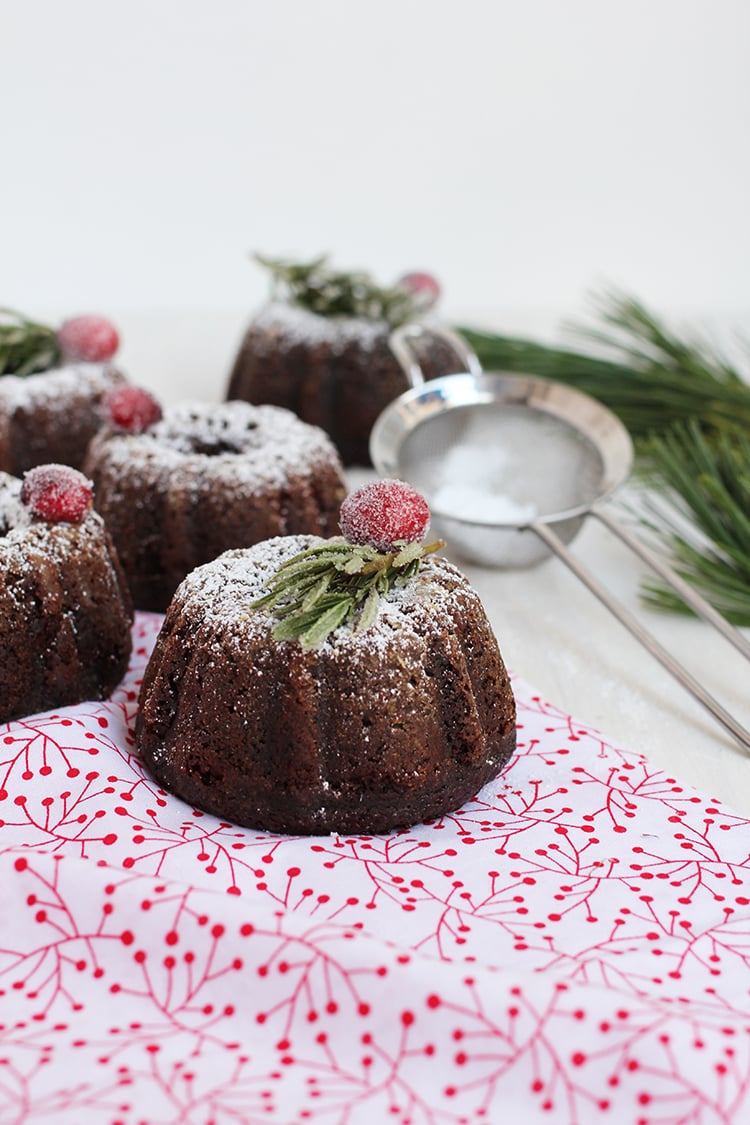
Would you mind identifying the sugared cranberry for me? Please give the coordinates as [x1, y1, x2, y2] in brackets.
[397, 271, 441, 311]
[21, 465, 94, 523]
[103, 385, 162, 433]
[340, 479, 430, 551]
[58, 315, 120, 363]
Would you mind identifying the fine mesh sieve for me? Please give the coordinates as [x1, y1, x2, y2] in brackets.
[370, 323, 750, 754]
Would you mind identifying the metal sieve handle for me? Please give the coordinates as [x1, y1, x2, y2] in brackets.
[389, 323, 483, 388]
[591, 507, 750, 663]
[530, 518, 750, 755]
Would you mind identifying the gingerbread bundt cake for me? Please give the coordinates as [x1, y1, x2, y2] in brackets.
[0, 310, 125, 475]
[0, 465, 133, 724]
[136, 481, 517, 835]
[83, 390, 348, 612]
[226, 257, 460, 465]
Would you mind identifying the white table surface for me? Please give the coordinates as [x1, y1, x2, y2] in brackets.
[114, 307, 750, 817]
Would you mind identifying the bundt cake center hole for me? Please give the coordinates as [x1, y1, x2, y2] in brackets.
[180, 434, 247, 457]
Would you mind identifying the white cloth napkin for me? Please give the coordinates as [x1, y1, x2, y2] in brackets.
[0, 612, 748, 1123]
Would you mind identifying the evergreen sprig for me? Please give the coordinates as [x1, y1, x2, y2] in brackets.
[460, 296, 750, 440]
[252, 538, 444, 649]
[0, 308, 60, 377]
[638, 422, 750, 624]
[256, 254, 420, 327]
[458, 292, 750, 622]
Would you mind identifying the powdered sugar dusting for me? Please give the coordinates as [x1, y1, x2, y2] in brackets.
[248, 302, 387, 355]
[0, 472, 30, 536]
[0, 363, 125, 476]
[0, 362, 122, 411]
[85, 401, 343, 492]
[0, 469, 118, 586]
[175, 534, 483, 660]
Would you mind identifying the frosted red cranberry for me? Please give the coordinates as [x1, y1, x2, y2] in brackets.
[103, 386, 162, 433]
[397, 271, 441, 311]
[21, 465, 94, 523]
[58, 315, 119, 362]
[340, 479, 430, 551]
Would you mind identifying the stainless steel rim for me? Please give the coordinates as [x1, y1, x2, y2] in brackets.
[370, 363, 750, 755]
[371, 370, 634, 527]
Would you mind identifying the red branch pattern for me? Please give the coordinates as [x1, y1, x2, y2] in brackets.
[0, 613, 749, 1123]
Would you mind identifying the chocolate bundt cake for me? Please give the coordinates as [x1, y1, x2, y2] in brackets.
[136, 520, 517, 836]
[83, 393, 348, 613]
[0, 310, 126, 475]
[226, 257, 460, 465]
[0, 465, 133, 724]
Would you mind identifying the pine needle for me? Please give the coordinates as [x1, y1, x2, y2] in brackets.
[458, 292, 750, 622]
[461, 310, 750, 439]
[638, 423, 750, 624]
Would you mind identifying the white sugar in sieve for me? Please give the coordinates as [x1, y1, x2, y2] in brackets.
[370, 324, 750, 754]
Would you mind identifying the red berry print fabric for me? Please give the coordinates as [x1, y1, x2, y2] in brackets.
[1, 612, 749, 1124]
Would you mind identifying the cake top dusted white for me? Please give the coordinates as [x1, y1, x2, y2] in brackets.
[86, 391, 344, 492]
[171, 478, 479, 656]
[244, 254, 441, 345]
[176, 533, 477, 664]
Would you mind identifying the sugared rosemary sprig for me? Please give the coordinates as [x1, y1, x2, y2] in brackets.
[255, 254, 420, 327]
[252, 538, 444, 648]
[0, 308, 60, 376]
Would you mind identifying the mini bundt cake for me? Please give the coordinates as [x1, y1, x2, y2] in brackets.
[136, 481, 517, 835]
[83, 389, 348, 613]
[0, 465, 133, 724]
[226, 256, 461, 465]
[0, 309, 125, 475]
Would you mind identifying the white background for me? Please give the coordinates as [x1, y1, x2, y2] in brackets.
[2, 1, 749, 335]
[3, 0, 750, 806]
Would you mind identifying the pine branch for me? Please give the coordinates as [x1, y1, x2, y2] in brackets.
[458, 292, 750, 622]
[460, 321, 750, 440]
[638, 423, 750, 624]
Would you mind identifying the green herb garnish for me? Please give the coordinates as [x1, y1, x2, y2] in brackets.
[255, 254, 421, 327]
[252, 538, 444, 648]
[0, 308, 61, 377]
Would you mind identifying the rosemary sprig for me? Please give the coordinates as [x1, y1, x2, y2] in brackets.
[0, 308, 60, 376]
[252, 538, 444, 648]
[255, 254, 421, 327]
[458, 292, 750, 622]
